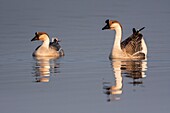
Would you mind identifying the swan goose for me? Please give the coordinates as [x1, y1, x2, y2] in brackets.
[102, 19, 147, 59]
[31, 32, 64, 57]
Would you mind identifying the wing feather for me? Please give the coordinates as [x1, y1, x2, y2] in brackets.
[121, 31, 143, 55]
[49, 41, 61, 51]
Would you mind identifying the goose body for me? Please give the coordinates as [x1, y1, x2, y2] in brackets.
[102, 20, 147, 59]
[31, 32, 64, 57]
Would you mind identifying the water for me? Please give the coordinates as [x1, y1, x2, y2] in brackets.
[0, 0, 170, 113]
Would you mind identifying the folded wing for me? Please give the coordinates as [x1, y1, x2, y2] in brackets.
[121, 27, 145, 57]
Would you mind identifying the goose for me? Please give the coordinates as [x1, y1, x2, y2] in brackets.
[31, 32, 64, 57]
[102, 19, 147, 59]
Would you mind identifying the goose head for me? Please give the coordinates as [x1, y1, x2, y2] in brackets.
[31, 32, 49, 42]
[102, 19, 122, 31]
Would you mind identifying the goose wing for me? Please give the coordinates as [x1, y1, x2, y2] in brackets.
[121, 28, 144, 55]
[50, 40, 65, 56]
[49, 41, 61, 51]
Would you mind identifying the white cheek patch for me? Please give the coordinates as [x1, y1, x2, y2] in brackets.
[110, 23, 120, 29]
[39, 35, 47, 41]
[110, 24, 115, 29]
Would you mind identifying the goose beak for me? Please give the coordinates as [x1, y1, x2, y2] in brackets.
[102, 19, 110, 30]
[31, 35, 39, 41]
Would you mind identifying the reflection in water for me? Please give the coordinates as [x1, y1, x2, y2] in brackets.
[32, 57, 60, 83]
[103, 60, 147, 101]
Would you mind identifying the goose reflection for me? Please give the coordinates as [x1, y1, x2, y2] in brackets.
[103, 60, 147, 101]
[32, 57, 60, 82]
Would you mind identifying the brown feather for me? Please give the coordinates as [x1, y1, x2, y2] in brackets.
[121, 33, 143, 55]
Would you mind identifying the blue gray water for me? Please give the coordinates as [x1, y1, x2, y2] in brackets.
[0, 0, 170, 113]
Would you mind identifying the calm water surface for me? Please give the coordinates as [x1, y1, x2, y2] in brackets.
[0, 0, 170, 113]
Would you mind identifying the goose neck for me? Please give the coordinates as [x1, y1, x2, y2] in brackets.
[41, 38, 50, 49]
[113, 27, 122, 49]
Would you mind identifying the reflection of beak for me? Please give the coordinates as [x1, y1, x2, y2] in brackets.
[102, 19, 110, 30]
[31, 36, 39, 41]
